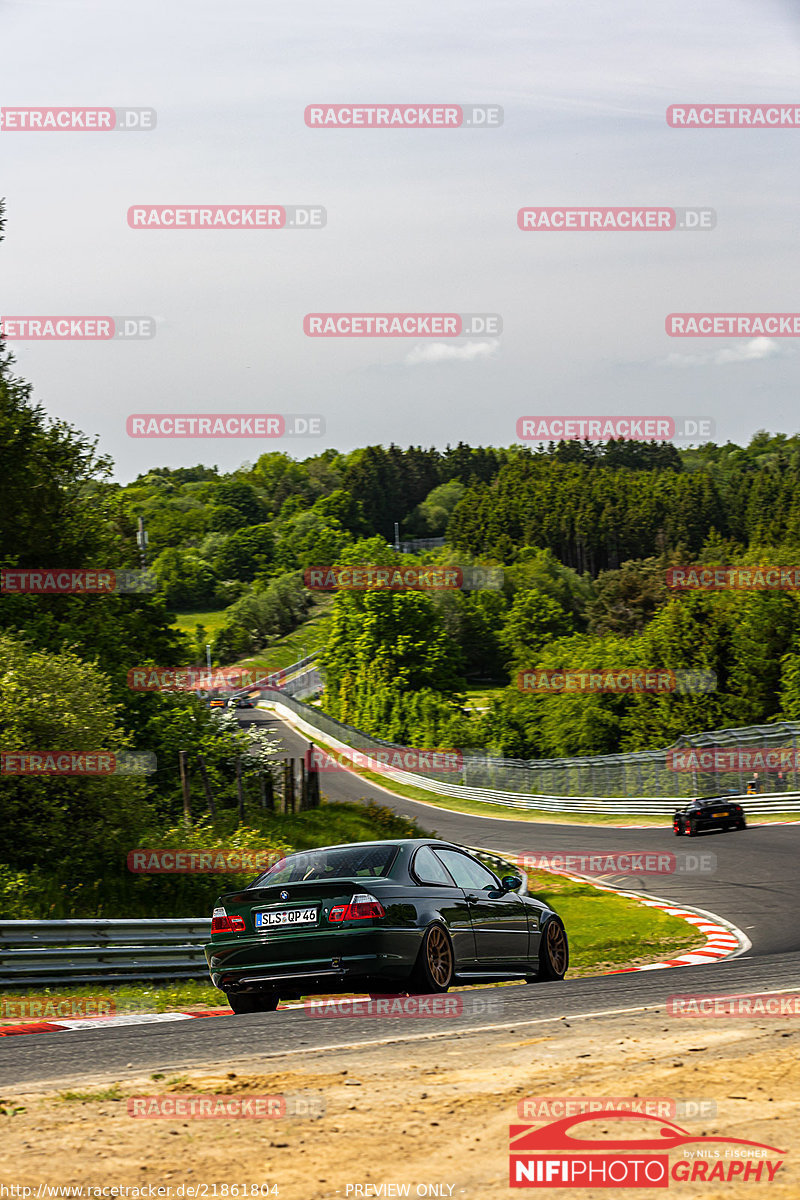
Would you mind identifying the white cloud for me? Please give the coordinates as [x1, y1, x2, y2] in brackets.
[659, 337, 786, 368]
[404, 339, 500, 366]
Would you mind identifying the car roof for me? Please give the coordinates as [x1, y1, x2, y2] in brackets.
[276, 838, 464, 855]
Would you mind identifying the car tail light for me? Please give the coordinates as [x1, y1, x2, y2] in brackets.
[212, 907, 246, 933]
[328, 893, 386, 923]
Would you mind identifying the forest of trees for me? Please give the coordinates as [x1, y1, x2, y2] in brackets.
[6, 174, 800, 918]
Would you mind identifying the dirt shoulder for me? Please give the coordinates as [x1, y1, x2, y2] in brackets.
[2, 1007, 797, 1199]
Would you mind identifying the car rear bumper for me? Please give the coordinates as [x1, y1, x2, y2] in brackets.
[205, 927, 421, 993]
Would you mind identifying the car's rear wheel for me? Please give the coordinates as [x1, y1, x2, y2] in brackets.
[227, 991, 280, 1014]
[412, 923, 454, 993]
[674, 821, 683, 837]
[536, 917, 569, 981]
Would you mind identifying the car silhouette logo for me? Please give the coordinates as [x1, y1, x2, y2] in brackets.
[509, 1111, 786, 1154]
[280, 890, 289, 900]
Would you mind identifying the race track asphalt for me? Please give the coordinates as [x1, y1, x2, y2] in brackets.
[3, 709, 797, 1089]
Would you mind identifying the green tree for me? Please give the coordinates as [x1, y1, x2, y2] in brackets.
[501, 589, 573, 671]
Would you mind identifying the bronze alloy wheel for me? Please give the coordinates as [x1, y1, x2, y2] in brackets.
[425, 924, 454, 988]
[545, 919, 568, 976]
[534, 917, 569, 981]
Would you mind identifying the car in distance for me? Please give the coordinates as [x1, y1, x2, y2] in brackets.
[673, 796, 746, 836]
[228, 693, 258, 709]
[207, 694, 228, 709]
[205, 839, 569, 1013]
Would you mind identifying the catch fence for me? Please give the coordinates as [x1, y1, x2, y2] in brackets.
[258, 692, 800, 813]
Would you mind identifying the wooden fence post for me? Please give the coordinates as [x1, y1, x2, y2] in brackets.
[284, 759, 295, 814]
[259, 771, 274, 811]
[179, 751, 191, 824]
[236, 756, 245, 823]
[197, 754, 216, 819]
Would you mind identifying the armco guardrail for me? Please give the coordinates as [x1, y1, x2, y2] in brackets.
[259, 691, 800, 814]
[0, 919, 212, 987]
[229, 653, 322, 702]
[0, 845, 522, 988]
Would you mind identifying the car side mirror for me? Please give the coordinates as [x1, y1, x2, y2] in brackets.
[501, 874, 522, 892]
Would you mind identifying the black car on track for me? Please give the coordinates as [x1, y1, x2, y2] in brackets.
[205, 838, 569, 1013]
[673, 796, 747, 836]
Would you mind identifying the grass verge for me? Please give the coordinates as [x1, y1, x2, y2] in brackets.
[172, 610, 229, 638]
[232, 600, 333, 677]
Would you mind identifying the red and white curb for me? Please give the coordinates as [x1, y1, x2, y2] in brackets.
[0, 1008, 233, 1037]
[589, 886, 747, 972]
[498, 849, 749, 973]
[0, 998, 380, 1037]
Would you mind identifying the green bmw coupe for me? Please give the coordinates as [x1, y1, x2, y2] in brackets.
[205, 838, 569, 1012]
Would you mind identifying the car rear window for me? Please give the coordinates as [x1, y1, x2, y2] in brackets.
[250, 843, 400, 886]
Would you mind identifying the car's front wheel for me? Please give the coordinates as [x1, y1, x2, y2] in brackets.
[536, 917, 569, 981]
[227, 991, 280, 1014]
[412, 923, 454, 993]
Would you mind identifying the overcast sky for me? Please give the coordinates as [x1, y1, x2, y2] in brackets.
[2, 0, 799, 481]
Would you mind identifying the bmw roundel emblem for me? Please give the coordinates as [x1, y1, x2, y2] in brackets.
[280, 889, 289, 900]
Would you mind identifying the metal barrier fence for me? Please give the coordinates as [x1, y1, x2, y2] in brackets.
[397, 537, 446, 553]
[0, 919, 212, 986]
[258, 690, 800, 811]
[228, 654, 322, 702]
[279, 666, 323, 700]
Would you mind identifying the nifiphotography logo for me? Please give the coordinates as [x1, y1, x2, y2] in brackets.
[509, 1110, 786, 1187]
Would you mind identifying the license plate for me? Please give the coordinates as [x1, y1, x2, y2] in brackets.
[255, 907, 318, 928]
[714, 811, 729, 818]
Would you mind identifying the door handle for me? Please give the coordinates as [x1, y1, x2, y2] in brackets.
[465, 894, 478, 902]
